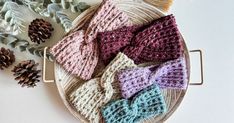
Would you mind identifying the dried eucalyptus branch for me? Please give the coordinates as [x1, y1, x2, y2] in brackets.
[0, 18, 19, 35]
[51, 0, 90, 13]
[15, 0, 50, 15]
[0, 1, 25, 34]
[16, 0, 90, 32]
[45, 3, 73, 32]
[0, 33, 54, 61]
[42, 1, 90, 32]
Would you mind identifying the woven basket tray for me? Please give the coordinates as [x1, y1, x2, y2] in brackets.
[44, 0, 191, 123]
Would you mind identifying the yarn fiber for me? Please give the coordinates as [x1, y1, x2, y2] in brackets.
[101, 85, 167, 123]
[69, 53, 137, 123]
[118, 57, 188, 99]
[50, 31, 99, 80]
[98, 14, 184, 65]
[85, 0, 131, 43]
[50, 0, 131, 80]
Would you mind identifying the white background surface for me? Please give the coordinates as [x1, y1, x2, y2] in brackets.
[1, 0, 234, 123]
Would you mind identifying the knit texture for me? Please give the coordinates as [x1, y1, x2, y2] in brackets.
[50, 31, 99, 80]
[98, 14, 184, 65]
[69, 53, 137, 123]
[85, 0, 131, 43]
[101, 85, 167, 123]
[118, 57, 188, 99]
[50, 0, 131, 80]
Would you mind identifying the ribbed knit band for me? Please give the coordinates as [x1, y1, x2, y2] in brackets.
[101, 85, 167, 123]
[153, 57, 188, 89]
[118, 66, 153, 99]
[98, 14, 184, 65]
[50, 0, 131, 80]
[118, 57, 188, 99]
[85, 0, 132, 43]
[69, 53, 137, 123]
[50, 30, 99, 80]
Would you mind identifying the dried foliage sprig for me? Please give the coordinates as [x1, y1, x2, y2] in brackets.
[51, 0, 90, 13]
[16, 0, 90, 32]
[0, 18, 19, 35]
[43, 1, 90, 32]
[0, 33, 54, 61]
[0, 1, 26, 34]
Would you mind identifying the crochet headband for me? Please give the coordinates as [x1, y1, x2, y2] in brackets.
[69, 53, 137, 123]
[101, 85, 167, 123]
[118, 57, 188, 99]
[98, 14, 184, 65]
[50, 0, 131, 80]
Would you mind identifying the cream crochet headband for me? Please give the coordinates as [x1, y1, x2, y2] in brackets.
[70, 53, 137, 123]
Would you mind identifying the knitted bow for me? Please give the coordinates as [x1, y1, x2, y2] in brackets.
[69, 53, 137, 123]
[98, 14, 184, 65]
[101, 85, 167, 123]
[118, 57, 188, 99]
[50, 0, 131, 80]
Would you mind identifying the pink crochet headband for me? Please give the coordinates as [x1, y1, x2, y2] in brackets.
[50, 0, 131, 80]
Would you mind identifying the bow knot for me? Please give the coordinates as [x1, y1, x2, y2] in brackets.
[98, 14, 184, 65]
[69, 53, 137, 123]
[101, 85, 167, 123]
[118, 57, 188, 99]
[100, 53, 137, 101]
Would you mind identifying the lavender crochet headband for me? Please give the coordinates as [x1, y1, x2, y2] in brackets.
[117, 57, 188, 99]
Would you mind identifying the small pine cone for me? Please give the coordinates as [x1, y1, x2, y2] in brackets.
[12, 60, 41, 88]
[28, 18, 54, 44]
[0, 47, 15, 70]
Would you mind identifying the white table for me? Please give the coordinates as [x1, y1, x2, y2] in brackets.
[1, 0, 234, 123]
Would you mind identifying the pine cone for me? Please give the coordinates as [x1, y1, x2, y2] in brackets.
[12, 60, 41, 88]
[0, 47, 15, 70]
[28, 18, 54, 44]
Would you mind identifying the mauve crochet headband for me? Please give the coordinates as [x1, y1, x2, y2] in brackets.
[117, 57, 188, 99]
[50, 0, 131, 80]
[98, 14, 184, 65]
